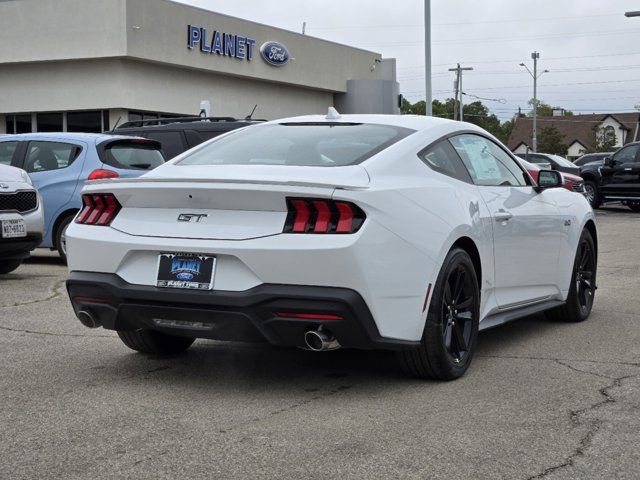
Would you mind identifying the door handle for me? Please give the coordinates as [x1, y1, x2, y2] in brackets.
[494, 210, 513, 222]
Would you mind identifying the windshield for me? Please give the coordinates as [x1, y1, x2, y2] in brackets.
[548, 155, 576, 168]
[177, 123, 415, 167]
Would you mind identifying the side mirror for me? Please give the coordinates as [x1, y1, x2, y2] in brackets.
[604, 156, 613, 167]
[536, 169, 563, 191]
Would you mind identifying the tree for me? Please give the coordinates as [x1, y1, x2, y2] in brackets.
[401, 98, 507, 141]
[587, 125, 618, 153]
[527, 100, 573, 117]
[537, 126, 568, 155]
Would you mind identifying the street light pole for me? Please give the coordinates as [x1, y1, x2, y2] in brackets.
[624, 11, 640, 17]
[424, 0, 432, 116]
[532, 52, 538, 152]
[520, 52, 548, 152]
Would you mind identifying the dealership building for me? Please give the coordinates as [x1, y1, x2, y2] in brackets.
[0, 0, 400, 134]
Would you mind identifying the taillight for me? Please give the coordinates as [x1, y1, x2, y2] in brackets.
[75, 193, 121, 226]
[284, 198, 365, 234]
[88, 169, 119, 181]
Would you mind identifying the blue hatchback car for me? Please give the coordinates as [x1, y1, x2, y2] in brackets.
[0, 133, 165, 262]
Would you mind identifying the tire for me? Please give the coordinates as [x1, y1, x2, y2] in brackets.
[545, 229, 597, 323]
[583, 180, 600, 208]
[0, 259, 22, 274]
[397, 248, 480, 380]
[117, 329, 195, 355]
[627, 201, 640, 212]
[55, 215, 74, 264]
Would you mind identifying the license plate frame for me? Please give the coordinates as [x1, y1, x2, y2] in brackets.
[1, 219, 27, 239]
[156, 253, 216, 291]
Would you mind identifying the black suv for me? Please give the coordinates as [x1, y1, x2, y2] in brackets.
[112, 116, 263, 159]
[580, 141, 640, 211]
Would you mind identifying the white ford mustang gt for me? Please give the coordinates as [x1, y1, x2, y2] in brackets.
[65, 112, 597, 380]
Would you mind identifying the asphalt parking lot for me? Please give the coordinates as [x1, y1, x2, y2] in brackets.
[1, 206, 639, 480]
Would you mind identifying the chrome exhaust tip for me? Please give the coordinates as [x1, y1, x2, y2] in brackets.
[77, 310, 101, 329]
[304, 327, 340, 352]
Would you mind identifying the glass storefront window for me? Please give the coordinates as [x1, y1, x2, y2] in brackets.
[37, 112, 63, 132]
[15, 115, 32, 133]
[67, 111, 102, 133]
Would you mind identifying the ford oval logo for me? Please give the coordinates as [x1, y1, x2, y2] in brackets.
[260, 41, 290, 67]
[176, 272, 194, 281]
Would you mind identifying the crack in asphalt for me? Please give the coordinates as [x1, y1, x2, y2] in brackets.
[524, 371, 639, 479]
[0, 324, 112, 338]
[217, 384, 353, 435]
[480, 352, 640, 479]
[478, 354, 640, 368]
[0, 278, 66, 308]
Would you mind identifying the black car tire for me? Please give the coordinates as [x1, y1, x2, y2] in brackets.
[397, 248, 480, 380]
[545, 229, 596, 323]
[627, 201, 640, 212]
[55, 215, 74, 264]
[117, 329, 195, 355]
[0, 259, 22, 274]
[584, 180, 600, 208]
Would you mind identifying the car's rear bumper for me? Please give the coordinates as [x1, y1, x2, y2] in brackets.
[66, 271, 420, 351]
[0, 234, 43, 260]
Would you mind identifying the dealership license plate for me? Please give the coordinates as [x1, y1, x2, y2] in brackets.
[156, 253, 216, 290]
[1, 219, 27, 239]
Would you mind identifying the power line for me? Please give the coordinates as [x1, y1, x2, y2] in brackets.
[357, 28, 640, 48]
[308, 11, 624, 30]
[398, 51, 640, 70]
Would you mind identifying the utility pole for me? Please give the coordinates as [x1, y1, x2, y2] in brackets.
[520, 52, 548, 152]
[424, 0, 432, 116]
[448, 63, 473, 121]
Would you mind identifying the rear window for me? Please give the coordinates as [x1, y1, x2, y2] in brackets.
[177, 123, 415, 167]
[101, 142, 166, 170]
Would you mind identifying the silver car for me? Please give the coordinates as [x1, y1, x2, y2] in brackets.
[0, 164, 45, 274]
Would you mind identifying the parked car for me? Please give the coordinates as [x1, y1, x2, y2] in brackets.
[519, 159, 585, 194]
[0, 164, 44, 274]
[515, 152, 581, 176]
[66, 113, 597, 381]
[0, 133, 165, 262]
[573, 152, 612, 167]
[580, 141, 640, 211]
[112, 116, 263, 159]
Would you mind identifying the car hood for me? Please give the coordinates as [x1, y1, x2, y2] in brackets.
[0, 164, 28, 183]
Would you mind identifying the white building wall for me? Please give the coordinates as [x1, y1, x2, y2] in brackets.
[599, 116, 626, 147]
[513, 144, 529, 154]
[0, 59, 332, 121]
[567, 141, 587, 159]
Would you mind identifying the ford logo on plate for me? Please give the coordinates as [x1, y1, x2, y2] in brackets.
[260, 41, 290, 67]
[176, 272, 194, 281]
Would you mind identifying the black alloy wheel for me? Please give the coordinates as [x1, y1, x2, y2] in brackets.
[546, 229, 597, 323]
[442, 265, 475, 364]
[398, 248, 479, 380]
[575, 237, 596, 317]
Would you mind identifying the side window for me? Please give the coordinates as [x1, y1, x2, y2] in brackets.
[449, 134, 527, 187]
[0, 141, 18, 165]
[418, 140, 472, 183]
[613, 145, 639, 164]
[24, 141, 80, 173]
[144, 131, 186, 159]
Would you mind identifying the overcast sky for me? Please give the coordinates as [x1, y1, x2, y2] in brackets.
[175, 0, 640, 120]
